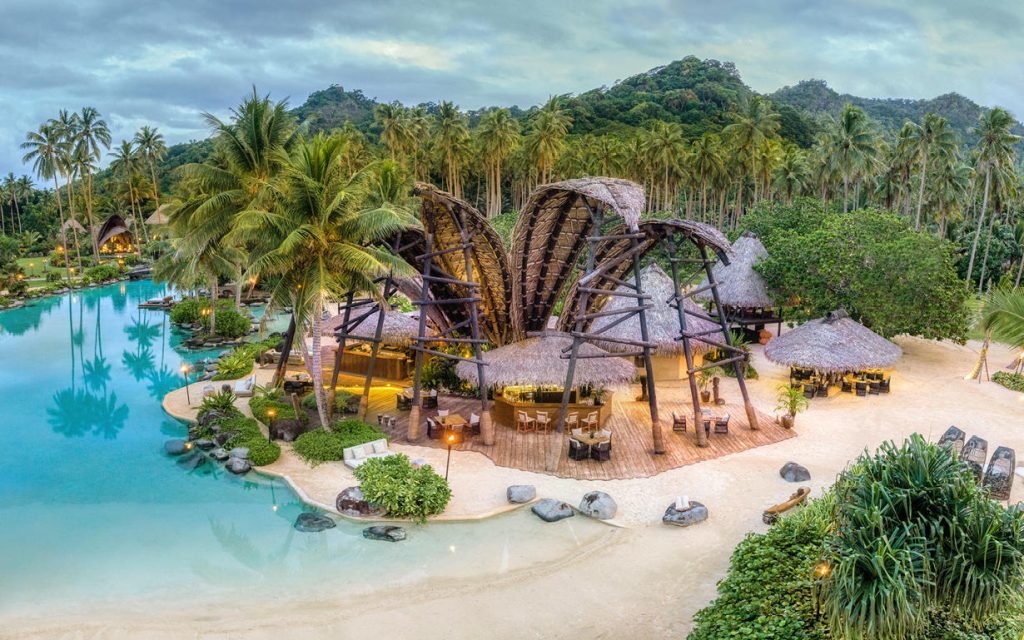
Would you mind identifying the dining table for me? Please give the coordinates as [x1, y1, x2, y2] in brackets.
[574, 432, 610, 447]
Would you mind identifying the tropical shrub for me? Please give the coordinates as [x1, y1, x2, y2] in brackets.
[329, 418, 387, 449]
[292, 429, 346, 466]
[201, 305, 251, 338]
[45, 270, 63, 283]
[992, 371, 1024, 392]
[421, 352, 462, 391]
[142, 239, 171, 261]
[301, 388, 357, 414]
[218, 415, 280, 465]
[83, 264, 123, 283]
[211, 348, 256, 381]
[353, 454, 451, 522]
[250, 391, 300, 423]
[197, 388, 237, 418]
[170, 298, 203, 324]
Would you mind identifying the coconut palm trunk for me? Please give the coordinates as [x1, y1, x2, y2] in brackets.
[51, 174, 71, 281]
[914, 151, 929, 230]
[965, 169, 992, 290]
[147, 157, 160, 207]
[299, 309, 329, 429]
[208, 277, 218, 336]
[85, 170, 99, 259]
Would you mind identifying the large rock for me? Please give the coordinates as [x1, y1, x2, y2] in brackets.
[531, 499, 574, 523]
[193, 438, 215, 451]
[363, 525, 406, 542]
[663, 501, 709, 528]
[294, 512, 336, 533]
[228, 447, 249, 460]
[210, 447, 230, 462]
[164, 439, 190, 456]
[335, 486, 386, 517]
[780, 462, 810, 483]
[176, 452, 207, 471]
[226, 458, 251, 475]
[578, 491, 617, 520]
[506, 485, 537, 504]
[198, 409, 231, 428]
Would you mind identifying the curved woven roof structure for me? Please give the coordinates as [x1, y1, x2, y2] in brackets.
[455, 331, 635, 388]
[697, 231, 775, 308]
[590, 263, 723, 356]
[510, 178, 646, 338]
[764, 309, 902, 372]
[95, 214, 131, 248]
[409, 183, 512, 345]
[558, 219, 732, 332]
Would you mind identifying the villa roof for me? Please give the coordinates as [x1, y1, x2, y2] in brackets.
[589, 263, 723, 356]
[62, 218, 86, 234]
[764, 309, 902, 372]
[95, 214, 131, 248]
[324, 307, 430, 348]
[697, 232, 775, 309]
[455, 331, 636, 388]
[146, 204, 170, 226]
[510, 177, 646, 337]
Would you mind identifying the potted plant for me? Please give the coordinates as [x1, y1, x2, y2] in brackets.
[775, 385, 809, 429]
[696, 366, 723, 403]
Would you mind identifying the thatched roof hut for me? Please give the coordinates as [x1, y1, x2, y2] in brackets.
[697, 232, 775, 309]
[95, 214, 131, 247]
[409, 183, 512, 346]
[146, 204, 170, 226]
[558, 219, 733, 331]
[62, 218, 86, 234]
[510, 177, 646, 337]
[323, 308, 431, 348]
[764, 309, 902, 372]
[590, 263, 722, 355]
[455, 332, 636, 388]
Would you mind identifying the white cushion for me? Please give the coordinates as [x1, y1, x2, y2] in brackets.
[351, 447, 366, 460]
[343, 448, 354, 461]
[362, 444, 375, 457]
[371, 440, 388, 454]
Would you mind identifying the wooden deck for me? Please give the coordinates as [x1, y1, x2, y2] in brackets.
[342, 381, 795, 481]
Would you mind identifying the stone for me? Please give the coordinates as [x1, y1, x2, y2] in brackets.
[663, 501, 709, 528]
[506, 485, 537, 504]
[362, 525, 406, 542]
[335, 486, 387, 517]
[578, 491, 617, 519]
[176, 452, 206, 471]
[193, 438, 215, 450]
[213, 431, 236, 447]
[210, 447, 229, 462]
[531, 499, 575, 523]
[228, 447, 249, 460]
[294, 512, 336, 533]
[780, 462, 810, 483]
[226, 458, 251, 475]
[164, 439, 189, 456]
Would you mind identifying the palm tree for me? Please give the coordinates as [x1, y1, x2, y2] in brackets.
[965, 108, 1020, 289]
[21, 122, 72, 280]
[374, 103, 414, 165]
[52, 109, 85, 269]
[773, 145, 808, 204]
[109, 140, 144, 251]
[74, 107, 111, 259]
[908, 113, 958, 230]
[475, 108, 520, 217]
[133, 125, 167, 208]
[641, 121, 686, 213]
[3, 172, 23, 233]
[723, 97, 780, 213]
[826, 104, 880, 213]
[433, 101, 470, 198]
[236, 134, 419, 426]
[524, 98, 572, 189]
[980, 288, 1024, 351]
[690, 133, 724, 221]
[929, 159, 971, 239]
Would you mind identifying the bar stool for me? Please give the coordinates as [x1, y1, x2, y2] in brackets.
[535, 411, 551, 433]
[516, 411, 536, 433]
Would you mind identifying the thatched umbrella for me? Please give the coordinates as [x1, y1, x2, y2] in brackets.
[455, 332, 635, 388]
[323, 308, 431, 348]
[764, 309, 902, 372]
[590, 263, 722, 355]
[62, 218, 86, 234]
[697, 231, 775, 308]
[146, 204, 170, 226]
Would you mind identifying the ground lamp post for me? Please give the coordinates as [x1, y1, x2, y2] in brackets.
[180, 363, 191, 405]
[445, 433, 456, 481]
[812, 561, 830, 619]
[266, 408, 276, 441]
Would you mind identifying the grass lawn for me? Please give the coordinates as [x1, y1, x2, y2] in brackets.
[16, 257, 58, 283]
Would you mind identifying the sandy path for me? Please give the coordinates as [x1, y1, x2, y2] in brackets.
[7, 336, 1022, 639]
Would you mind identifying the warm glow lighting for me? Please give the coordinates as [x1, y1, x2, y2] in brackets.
[272, 505, 278, 512]
[184, 442, 193, 451]
[267, 409, 277, 419]
[815, 562, 831, 578]
[249, 277, 257, 284]
[448, 545, 456, 553]
[447, 434, 455, 444]
[180, 364, 190, 374]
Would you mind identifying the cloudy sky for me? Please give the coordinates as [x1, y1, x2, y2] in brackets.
[2, 0, 1022, 175]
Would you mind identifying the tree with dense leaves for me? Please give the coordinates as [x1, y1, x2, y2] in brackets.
[907, 113, 959, 230]
[475, 108, 520, 217]
[20, 122, 72, 280]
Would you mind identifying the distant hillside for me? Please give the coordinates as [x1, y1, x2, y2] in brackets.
[292, 85, 378, 133]
[770, 79, 1021, 143]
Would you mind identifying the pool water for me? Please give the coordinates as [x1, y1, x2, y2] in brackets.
[0, 281, 609, 619]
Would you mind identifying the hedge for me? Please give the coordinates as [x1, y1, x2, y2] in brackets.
[353, 454, 451, 522]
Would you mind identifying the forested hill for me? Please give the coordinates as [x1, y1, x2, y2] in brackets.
[770, 79, 1021, 143]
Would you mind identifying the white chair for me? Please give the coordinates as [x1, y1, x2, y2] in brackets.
[516, 411, 536, 433]
[571, 427, 584, 438]
[535, 411, 551, 433]
[583, 411, 599, 430]
[469, 413, 480, 434]
[566, 413, 579, 430]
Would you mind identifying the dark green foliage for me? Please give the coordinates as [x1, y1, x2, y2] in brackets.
[329, 418, 387, 449]
[200, 302, 251, 338]
[741, 200, 970, 341]
[249, 392, 298, 423]
[210, 337, 279, 381]
[169, 298, 202, 324]
[690, 498, 832, 640]
[217, 415, 280, 465]
[83, 264, 123, 283]
[292, 430, 346, 466]
[490, 211, 518, 248]
[353, 454, 451, 522]
[141, 239, 172, 261]
[421, 352, 462, 391]
[197, 388, 237, 418]
[301, 388, 356, 413]
[992, 372, 1024, 392]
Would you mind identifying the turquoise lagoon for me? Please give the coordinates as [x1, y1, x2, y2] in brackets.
[0, 281, 606, 619]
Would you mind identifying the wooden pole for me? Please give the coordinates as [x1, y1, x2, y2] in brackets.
[408, 232, 434, 441]
[630, 232, 662, 453]
[459, 210, 494, 446]
[667, 236, 707, 447]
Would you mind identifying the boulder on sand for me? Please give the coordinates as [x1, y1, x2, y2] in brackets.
[531, 499, 574, 523]
[779, 462, 810, 483]
[663, 501, 708, 528]
[363, 525, 406, 542]
[335, 486, 386, 517]
[506, 485, 537, 504]
[578, 491, 617, 519]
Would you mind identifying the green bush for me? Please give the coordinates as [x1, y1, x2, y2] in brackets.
[329, 418, 387, 448]
[250, 394, 299, 423]
[170, 298, 203, 324]
[993, 371, 1024, 392]
[0, 295, 12, 307]
[45, 270, 63, 283]
[202, 306, 251, 338]
[84, 264, 123, 283]
[293, 429, 346, 466]
[301, 389, 357, 413]
[218, 415, 280, 466]
[122, 254, 142, 267]
[353, 454, 451, 522]
[197, 388, 237, 418]
[210, 336, 281, 381]
[142, 239, 171, 261]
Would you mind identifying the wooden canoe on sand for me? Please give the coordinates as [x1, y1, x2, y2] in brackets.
[763, 487, 811, 525]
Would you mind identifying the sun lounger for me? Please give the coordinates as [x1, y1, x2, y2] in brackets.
[983, 446, 1016, 501]
[961, 435, 988, 484]
[762, 487, 811, 525]
[342, 439, 394, 469]
[233, 374, 256, 397]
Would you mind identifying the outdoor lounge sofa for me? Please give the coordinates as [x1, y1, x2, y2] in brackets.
[233, 374, 256, 397]
[342, 438, 394, 469]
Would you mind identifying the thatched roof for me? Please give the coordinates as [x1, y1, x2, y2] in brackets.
[455, 331, 636, 388]
[697, 232, 775, 308]
[764, 309, 902, 372]
[62, 218, 86, 234]
[558, 219, 733, 331]
[324, 307, 430, 348]
[510, 178, 646, 337]
[146, 204, 170, 226]
[589, 263, 722, 355]
[410, 183, 512, 346]
[95, 214, 130, 247]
